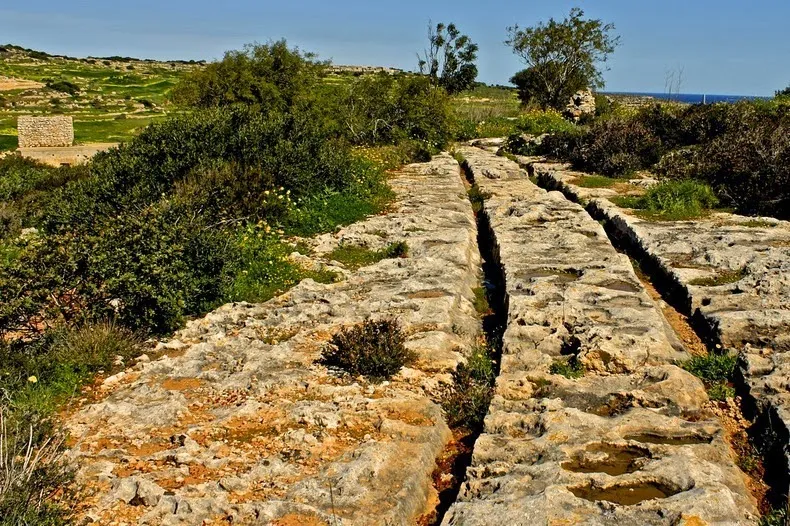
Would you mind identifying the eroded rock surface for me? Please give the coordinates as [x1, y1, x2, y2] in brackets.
[533, 160, 790, 479]
[442, 147, 757, 525]
[65, 154, 481, 525]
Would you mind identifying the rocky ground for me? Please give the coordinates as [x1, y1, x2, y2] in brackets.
[526, 154, 790, 519]
[443, 147, 757, 525]
[64, 154, 481, 525]
[64, 145, 786, 525]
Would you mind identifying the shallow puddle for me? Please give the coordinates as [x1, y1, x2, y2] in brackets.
[562, 443, 650, 476]
[569, 480, 681, 505]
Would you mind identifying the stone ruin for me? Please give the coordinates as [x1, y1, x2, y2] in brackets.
[17, 115, 74, 148]
[564, 89, 596, 122]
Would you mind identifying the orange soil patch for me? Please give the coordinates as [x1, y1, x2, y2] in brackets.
[161, 377, 202, 391]
[407, 289, 450, 299]
[632, 264, 707, 356]
[272, 514, 330, 526]
[710, 399, 771, 515]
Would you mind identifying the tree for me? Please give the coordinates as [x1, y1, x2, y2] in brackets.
[506, 8, 619, 109]
[418, 22, 479, 94]
[171, 40, 326, 112]
[777, 85, 790, 98]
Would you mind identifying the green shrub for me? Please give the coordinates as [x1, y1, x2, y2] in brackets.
[320, 318, 414, 380]
[760, 506, 789, 526]
[550, 357, 585, 379]
[440, 344, 495, 429]
[570, 117, 663, 176]
[171, 40, 325, 113]
[636, 179, 718, 220]
[659, 112, 790, 218]
[707, 382, 736, 401]
[45, 80, 79, 96]
[681, 352, 736, 384]
[515, 110, 576, 135]
[340, 73, 452, 149]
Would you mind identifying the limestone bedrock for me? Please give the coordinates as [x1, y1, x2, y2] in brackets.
[534, 158, 790, 480]
[442, 146, 756, 526]
[65, 154, 481, 526]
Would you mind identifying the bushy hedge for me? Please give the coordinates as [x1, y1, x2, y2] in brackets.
[340, 73, 452, 150]
[0, 105, 384, 337]
[531, 100, 790, 217]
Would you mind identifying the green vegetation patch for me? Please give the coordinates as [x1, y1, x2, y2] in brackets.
[550, 357, 585, 379]
[224, 226, 338, 304]
[327, 241, 408, 271]
[689, 267, 748, 287]
[572, 175, 617, 188]
[680, 352, 737, 401]
[473, 286, 491, 315]
[610, 180, 718, 221]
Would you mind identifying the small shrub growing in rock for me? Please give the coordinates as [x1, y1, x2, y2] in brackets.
[681, 352, 736, 383]
[681, 352, 737, 401]
[549, 357, 585, 379]
[320, 319, 415, 381]
[440, 345, 495, 429]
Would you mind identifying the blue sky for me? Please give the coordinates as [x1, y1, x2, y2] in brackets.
[1, 1, 788, 95]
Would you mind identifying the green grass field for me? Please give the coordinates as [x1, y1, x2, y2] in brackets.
[0, 46, 194, 150]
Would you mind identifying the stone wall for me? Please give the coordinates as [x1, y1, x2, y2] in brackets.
[17, 115, 74, 148]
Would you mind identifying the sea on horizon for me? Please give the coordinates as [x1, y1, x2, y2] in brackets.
[602, 91, 769, 104]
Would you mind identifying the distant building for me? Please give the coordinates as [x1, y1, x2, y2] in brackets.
[328, 65, 404, 75]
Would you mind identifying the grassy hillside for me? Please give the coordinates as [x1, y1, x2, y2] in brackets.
[0, 44, 201, 150]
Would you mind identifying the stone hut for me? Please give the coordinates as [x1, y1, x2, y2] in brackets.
[17, 115, 74, 148]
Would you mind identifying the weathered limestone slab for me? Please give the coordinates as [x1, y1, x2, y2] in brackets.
[65, 154, 481, 525]
[17, 115, 74, 147]
[533, 160, 790, 476]
[442, 147, 757, 525]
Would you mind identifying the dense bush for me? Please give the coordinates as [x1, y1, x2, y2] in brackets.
[45, 79, 79, 96]
[171, 40, 325, 112]
[636, 180, 719, 220]
[654, 103, 790, 217]
[533, 100, 789, 216]
[0, 104, 386, 337]
[568, 117, 662, 176]
[320, 319, 415, 380]
[341, 73, 452, 150]
[0, 156, 87, 239]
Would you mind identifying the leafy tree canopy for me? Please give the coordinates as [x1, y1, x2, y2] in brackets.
[506, 8, 619, 109]
[418, 22, 479, 94]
